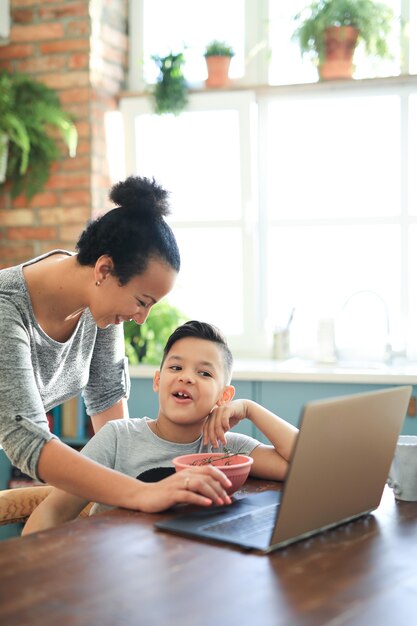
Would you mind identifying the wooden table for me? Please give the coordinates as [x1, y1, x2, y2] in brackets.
[1, 480, 417, 626]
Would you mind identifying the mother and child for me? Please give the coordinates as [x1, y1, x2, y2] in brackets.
[0, 175, 298, 534]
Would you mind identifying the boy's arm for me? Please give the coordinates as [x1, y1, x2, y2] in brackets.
[203, 399, 299, 481]
[22, 488, 89, 535]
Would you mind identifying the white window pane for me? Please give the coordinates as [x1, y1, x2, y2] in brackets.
[409, 94, 417, 215]
[268, 0, 318, 86]
[266, 95, 401, 219]
[408, 225, 417, 358]
[266, 225, 402, 359]
[353, 0, 401, 79]
[142, 0, 244, 84]
[410, 2, 417, 74]
[169, 228, 243, 336]
[135, 111, 242, 220]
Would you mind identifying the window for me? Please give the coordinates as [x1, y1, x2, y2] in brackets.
[121, 0, 417, 361]
[120, 91, 258, 355]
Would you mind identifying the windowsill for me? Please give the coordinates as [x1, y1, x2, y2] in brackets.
[129, 358, 417, 385]
[119, 73, 417, 101]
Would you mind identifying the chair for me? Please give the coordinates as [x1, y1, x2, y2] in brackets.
[0, 485, 92, 527]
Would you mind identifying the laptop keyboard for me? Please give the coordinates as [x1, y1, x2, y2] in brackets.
[201, 504, 278, 539]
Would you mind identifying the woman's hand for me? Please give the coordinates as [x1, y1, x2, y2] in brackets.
[203, 399, 249, 448]
[135, 465, 232, 513]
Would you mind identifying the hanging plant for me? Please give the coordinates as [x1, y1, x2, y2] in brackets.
[151, 52, 188, 116]
[0, 70, 77, 199]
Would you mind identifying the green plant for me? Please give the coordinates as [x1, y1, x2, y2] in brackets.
[124, 300, 188, 366]
[0, 71, 77, 199]
[151, 52, 188, 116]
[293, 0, 394, 64]
[204, 40, 235, 57]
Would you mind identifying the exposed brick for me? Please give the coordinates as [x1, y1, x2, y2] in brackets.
[0, 209, 34, 226]
[99, 42, 127, 65]
[91, 173, 110, 191]
[100, 24, 128, 51]
[0, 244, 34, 263]
[11, 0, 48, 7]
[73, 138, 91, 155]
[10, 194, 30, 209]
[60, 86, 91, 104]
[12, 9, 35, 23]
[39, 206, 89, 225]
[0, 60, 14, 72]
[62, 190, 91, 207]
[66, 19, 90, 37]
[38, 241, 73, 254]
[10, 179, 65, 210]
[0, 43, 34, 58]
[60, 224, 86, 243]
[11, 23, 65, 42]
[45, 172, 90, 190]
[62, 101, 89, 119]
[15, 55, 68, 74]
[7, 226, 58, 241]
[75, 121, 91, 139]
[61, 154, 90, 171]
[0, 191, 11, 210]
[39, 2, 89, 20]
[3, 0, 127, 252]
[41, 71, 90, 90]
[29, 191, 60, 208]
[40, 39, 89, 54]
[68, 52, 89, 70]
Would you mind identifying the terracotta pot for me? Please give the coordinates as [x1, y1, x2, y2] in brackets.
[205, 55, 232, 88]
[319, 26, 359, 80]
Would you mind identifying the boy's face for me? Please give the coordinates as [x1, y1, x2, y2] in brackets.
[153, 337, 234, 428]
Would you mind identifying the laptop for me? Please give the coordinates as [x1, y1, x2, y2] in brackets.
[155, 386, 412, 553]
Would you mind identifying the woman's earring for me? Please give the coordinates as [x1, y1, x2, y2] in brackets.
[95, 280, 101, 287]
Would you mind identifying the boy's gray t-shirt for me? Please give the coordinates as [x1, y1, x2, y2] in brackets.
[0, 251, 130, 480]
[81, 417, 261, 514]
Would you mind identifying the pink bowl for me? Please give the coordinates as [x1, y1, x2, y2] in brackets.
[172, 452, 254, 495]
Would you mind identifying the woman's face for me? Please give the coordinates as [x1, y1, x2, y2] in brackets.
[92, 257, 177, 329]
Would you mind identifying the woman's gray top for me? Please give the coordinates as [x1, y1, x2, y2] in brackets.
[0, 250, 130, 479]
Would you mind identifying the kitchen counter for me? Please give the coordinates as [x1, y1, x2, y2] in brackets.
[130, 357, 417, 385]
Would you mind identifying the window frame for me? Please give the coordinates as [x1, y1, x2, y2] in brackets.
[122, 1, 417, 360]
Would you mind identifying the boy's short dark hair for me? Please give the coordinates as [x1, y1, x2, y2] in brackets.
[161, 321, 233, 384]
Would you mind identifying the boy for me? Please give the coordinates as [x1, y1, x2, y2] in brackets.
[23, 321, 298, 534]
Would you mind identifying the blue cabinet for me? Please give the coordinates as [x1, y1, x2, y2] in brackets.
[128, 377, 417, 444]
[254, 381, 417, 443]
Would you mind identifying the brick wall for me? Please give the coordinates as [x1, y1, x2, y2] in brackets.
[0, 0, 128, 268]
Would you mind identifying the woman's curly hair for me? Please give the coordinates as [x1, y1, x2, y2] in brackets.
[76, 176, 180, 284]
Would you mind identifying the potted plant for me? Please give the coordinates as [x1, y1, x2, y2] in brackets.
[124, 300, 188, 365]
[204, 40, 235, 88]
[292, 0, 394, 80]
[151, 52, 189, 116]
[0, 70, 77, 198]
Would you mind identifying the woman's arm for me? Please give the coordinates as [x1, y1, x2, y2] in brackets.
[22, 438, 233, 534]
[90, 398, 129, 432]
[22, 488, 89, 535]
[203, 399, 299, 481]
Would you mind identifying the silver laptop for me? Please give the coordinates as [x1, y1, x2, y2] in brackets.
[155, 386, 412, 552]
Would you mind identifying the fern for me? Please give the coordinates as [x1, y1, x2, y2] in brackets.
[0, 71, 78, 199]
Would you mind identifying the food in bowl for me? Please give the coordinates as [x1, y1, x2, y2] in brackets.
[172, 452, 254, 495]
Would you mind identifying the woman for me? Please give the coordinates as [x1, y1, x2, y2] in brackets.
[0, 176, 231, 513]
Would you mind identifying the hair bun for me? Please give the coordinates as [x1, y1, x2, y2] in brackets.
[109, 176, 171, 218]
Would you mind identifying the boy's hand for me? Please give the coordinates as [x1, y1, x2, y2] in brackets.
[137, 465, 232, 511]
[203, 399, 249, 448]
